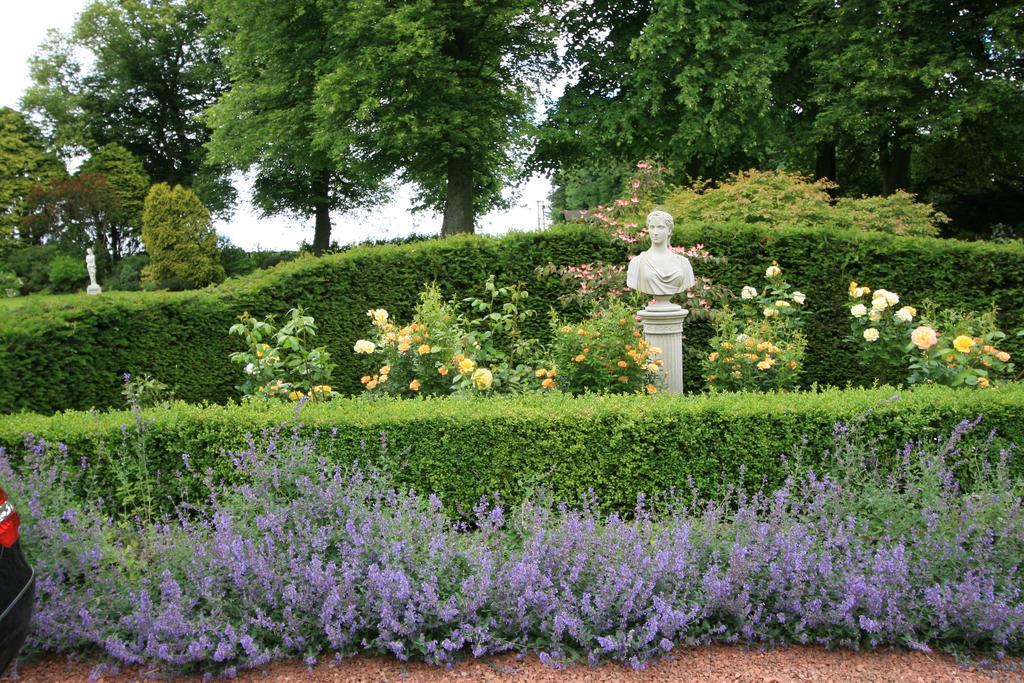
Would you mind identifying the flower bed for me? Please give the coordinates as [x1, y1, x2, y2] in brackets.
[2, 414, 1022, 675]
[3, 221, 1024, 414]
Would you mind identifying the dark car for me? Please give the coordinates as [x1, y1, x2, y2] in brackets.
[0, 486, 34, 677]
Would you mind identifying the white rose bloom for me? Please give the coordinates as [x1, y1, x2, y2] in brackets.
[863, 328, 880, 342]
[850, 304, 867, 318]
[763, 307, 778, 317]
[740, 286, 758, 300]
[775, 300, 791, 308]
[894, 307, 914, 323]
[871, 296, 889, 311]
[353, 339, 376, 354]
[736, 333, 751, 343]
[244, 363, 256, 375]
[765, 265, 782, 278]
[884, 290, 899, 306]
[793, 291, 806, 304]
[868, 309, 882, 321]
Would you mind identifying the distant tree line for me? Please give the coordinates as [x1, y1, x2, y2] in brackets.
[1, 0, 1021, 271]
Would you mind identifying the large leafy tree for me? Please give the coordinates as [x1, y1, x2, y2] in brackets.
[538, 0, 794, 181]
[315, 0, 558, 235]
[805, 0, 1024, 196]
[204, 0, 390, 253]
[541, 0, 1024, 227]
[0, 107, 65, 242]
[21, 0, 234, 213]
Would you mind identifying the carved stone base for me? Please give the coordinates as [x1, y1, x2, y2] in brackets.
[87, 284, 102, 295]
[636, 302, 688, 394]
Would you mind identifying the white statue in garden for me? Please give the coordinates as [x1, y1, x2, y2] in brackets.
[86, 248, 102, 295]
[627, 209, 692, 393]
[626, 210, 695, 303]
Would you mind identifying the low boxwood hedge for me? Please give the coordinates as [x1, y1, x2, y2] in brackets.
[2, 222, 1023, 414]
[2, 384, 1021, 515]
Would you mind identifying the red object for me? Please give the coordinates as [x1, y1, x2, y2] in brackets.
[0, 487, 20, 548]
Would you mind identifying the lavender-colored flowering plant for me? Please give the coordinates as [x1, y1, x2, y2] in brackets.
[0, 415, 1021, 676]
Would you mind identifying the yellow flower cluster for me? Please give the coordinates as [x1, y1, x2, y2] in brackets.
[381, 322, 431, 353]
[360, 364, 392, 390]
[848, 281, 872, 298]
[535, 367, 558, 389]
[705, 329, 797, 386]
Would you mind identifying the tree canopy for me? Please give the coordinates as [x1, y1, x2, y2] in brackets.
[0, 107, 65, 243]
[21, 0, 234, 214]
[203, 0, 391, 253]
[539, 0, 1024, 235]
[208, 0, 558, 238]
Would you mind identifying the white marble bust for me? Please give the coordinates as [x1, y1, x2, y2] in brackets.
[626, 210, 695, 297]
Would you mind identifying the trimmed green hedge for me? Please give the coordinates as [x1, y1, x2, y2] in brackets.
[1, 385, 1022, 515]
[2, 223, 1023, 413]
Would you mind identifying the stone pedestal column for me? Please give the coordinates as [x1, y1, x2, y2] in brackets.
[636, 298, 688, 393]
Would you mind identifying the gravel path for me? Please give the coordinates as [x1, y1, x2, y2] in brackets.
[4, 646, 1023, 682]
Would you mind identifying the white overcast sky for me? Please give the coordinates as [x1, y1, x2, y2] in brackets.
[0, 1, 553, 250]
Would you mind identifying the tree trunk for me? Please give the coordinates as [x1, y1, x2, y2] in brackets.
[311, 171, 332, 254]
[814, 140, 837, 184]
[109, 225, 122, 262]
[879, 132, 912, 195]
[441, 154, 474, 236]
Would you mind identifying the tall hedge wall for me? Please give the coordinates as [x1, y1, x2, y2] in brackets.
[2, 223, 1023, 413]
[2, 386, 1022, 515]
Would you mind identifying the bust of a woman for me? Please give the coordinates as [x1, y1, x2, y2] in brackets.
[626, 210, 695, 299]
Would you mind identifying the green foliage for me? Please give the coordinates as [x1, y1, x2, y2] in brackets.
[0, 270, 22, 297]
[78, 143, 149, 259]
[105, 253, 148, 291]
[21, 0, 233, 213]
[0, 107, 65, 239]
[3, 385, 1023, 517]
[664, 170, 944, 237]
[228, 307, 336, 402]
[540, 1, 1024, 233]
[805, 0, 1024, 196]
[141, 183, 225, 289]
[1, 243, 60, 293]
[47, 254, 87, 293]
[548, 163, 635, 215]
[834, 191, 948, 238]
[121, 372, 175, 409]
[3, 222, 1024, 414]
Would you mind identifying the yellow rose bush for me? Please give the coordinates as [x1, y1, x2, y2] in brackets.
[702, 312, 806, 392]
[547, 300, 663, 395]
[847, 281, 1015, 388]
[905, 307, 1015, 389]
[847, 282, 918, 386]
[356, 278, 552, 397]
[702, 262, 808, 391]
[731, 262, 808, 331]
